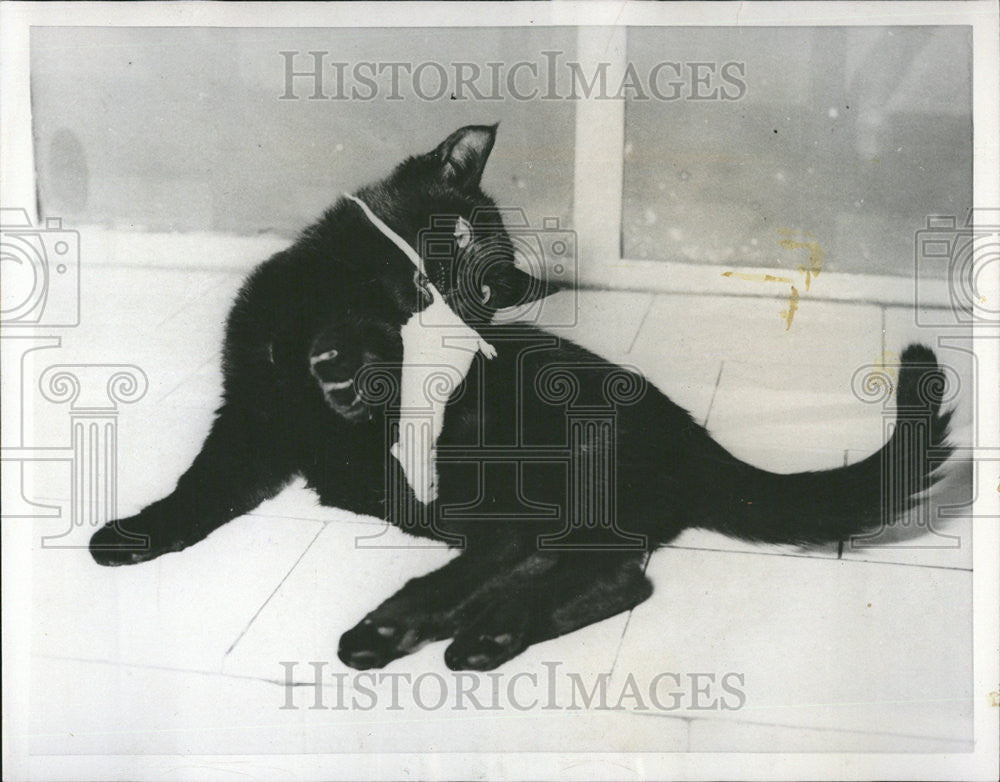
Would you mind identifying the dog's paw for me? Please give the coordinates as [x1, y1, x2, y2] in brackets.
[443, 603, 531, 670]
[309, 333, 370, 420]
[89, 513, 188, 567]
[444, 628, 527, 671]
[338, 615, 438, 670]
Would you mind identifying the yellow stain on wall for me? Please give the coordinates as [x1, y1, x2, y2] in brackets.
[874, 349, 901, 396]
[721, 271, 795, 284]
[779, 231, 826, 291]
[722, 229, 826, 331]
[780, 285, 800, 331]
[876, 349, 901, 379]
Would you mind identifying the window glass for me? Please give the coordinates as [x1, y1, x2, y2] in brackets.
[623, 27, 972, 277]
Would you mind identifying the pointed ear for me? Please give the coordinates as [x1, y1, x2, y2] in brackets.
[434, 124, 498, 190]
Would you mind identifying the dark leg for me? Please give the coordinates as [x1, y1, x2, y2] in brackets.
[338, 536, 544, 669]
[89, 403, 296, 566]
[444, 552, 652, 671]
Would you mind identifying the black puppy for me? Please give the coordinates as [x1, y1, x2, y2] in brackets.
[91, 125, 953, 671]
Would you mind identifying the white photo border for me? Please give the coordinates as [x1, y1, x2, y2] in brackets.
[2, 2, 997, 780]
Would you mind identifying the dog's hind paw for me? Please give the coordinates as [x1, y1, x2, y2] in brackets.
[338, 615, 441, 670]
[444, 628, 527, 671]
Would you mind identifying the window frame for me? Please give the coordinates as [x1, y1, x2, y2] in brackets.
[569, 26, 953, 308]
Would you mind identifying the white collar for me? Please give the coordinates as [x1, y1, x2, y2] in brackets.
[344, 193, 427, 276]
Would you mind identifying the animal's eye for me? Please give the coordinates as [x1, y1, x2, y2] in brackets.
[454, 217, 472, 249]
[480, 284, 492, 303]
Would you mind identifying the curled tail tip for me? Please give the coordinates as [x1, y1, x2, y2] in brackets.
[895, 343, 955, 461]
[897, 343, 946, 413]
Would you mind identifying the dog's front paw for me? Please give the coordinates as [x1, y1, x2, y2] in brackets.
[444, 627, 527, 671]
[338, 615, 439, 670]
[89, 512, 189, 566]
[309, 332, 369, 421]
[443, 598, 532, 670]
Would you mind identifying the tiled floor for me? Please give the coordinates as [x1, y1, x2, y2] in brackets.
[14, 228, 975, 756]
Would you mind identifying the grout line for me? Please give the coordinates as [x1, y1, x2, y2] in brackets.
[702, 361, 726, 428]
[83, 260, 957, 310]
[627, 708, 972, 746]
[32, 653, 974, 751]
[154, 350, 222, 403]
[580, 287, 955, 309]
[36, 653, 293, 687]
[88, 262, 253, 275]
[660, 543, 970, 571]
[838, 551, 970, 570]
[152, 272, 237, 329]
[246, 510, 385, 527]
[607, 551, 652, 678]
[838, 450, 849, 559]
[222, 523, 328, 660]
[880, 305, 887, 356]
[662, 542, 837, 561]
[625, 294, 657, 355]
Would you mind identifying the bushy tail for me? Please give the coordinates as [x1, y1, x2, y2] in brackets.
[693, 344, 954, 546]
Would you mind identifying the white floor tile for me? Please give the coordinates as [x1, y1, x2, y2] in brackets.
[629, 354, 725, 428]
[221, 521, 458, 681]
[29, 656, 689, 757]
[113, 404, 222, 519]
[249, 477, 384, 525]
[222, 520, 629, 686]
[504, 288, 655, 364]
[31, 514, 323, 673]
[706, 359, 888, 471]
[666, 528, 839, 560]
[79, 225, 288, 273]
[839, 464, 973, 570]
[687, 715, 973, 753]
[637, 294, 883, 367]
[610, 547, 972, 746]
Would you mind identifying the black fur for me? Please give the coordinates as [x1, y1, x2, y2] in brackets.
[90, 126, 953, 670]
